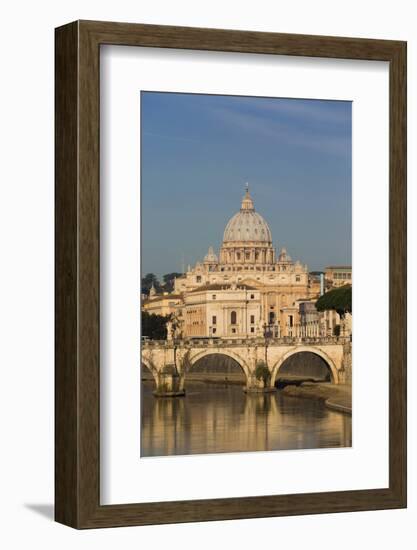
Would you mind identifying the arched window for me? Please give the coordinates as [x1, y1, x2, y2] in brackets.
[231, 311, 237, 325]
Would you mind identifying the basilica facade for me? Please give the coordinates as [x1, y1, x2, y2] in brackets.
[169, 185, 320, 339]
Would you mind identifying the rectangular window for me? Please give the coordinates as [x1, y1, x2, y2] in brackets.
[212, 328, 216, 334]
[250, 294, 255, 299]
[296, 275, 300, 282]
[250, 327, 255, 333]
[250, 315, 255, 324]
[212, 316, 217, 325]
[196, 275, 202, 283]
[212, 295, 216, 300]
[231, 328, 236, 334]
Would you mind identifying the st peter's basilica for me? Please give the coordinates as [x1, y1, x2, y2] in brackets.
[142, 185, 348, 339]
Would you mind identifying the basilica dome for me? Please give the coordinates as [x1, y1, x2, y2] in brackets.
[223, 186, 272, 243]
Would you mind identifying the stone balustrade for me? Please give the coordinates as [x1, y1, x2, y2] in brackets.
[142, 334, 350, 349]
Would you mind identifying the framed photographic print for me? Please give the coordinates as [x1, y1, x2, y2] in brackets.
[55, 20, 406, 528]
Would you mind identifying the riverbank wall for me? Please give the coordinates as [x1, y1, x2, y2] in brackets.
[280, 382, 352, 414]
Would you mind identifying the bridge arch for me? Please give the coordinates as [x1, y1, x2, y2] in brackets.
[270, 346, 339, 387]
[186, 349, 251, 383]
[141, 357, 159, 385]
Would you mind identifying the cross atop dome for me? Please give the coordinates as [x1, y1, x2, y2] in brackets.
[241, 182, 254, 211]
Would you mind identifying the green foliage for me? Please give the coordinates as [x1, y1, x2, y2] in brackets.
[162, 272, 183, 292]
[141, 273, 161, 295]
[315, 285, 352, 318]
[141, 311, 169, 340]
[255, 361, 271, 385]
[141, 272, 183, 295]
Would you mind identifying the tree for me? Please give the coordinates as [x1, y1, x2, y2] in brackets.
[141, 273, 161, 295]
[315, 285, 352, 318]
[255, 361, 271, 386]
[162, 272, 183, 293]
[141, 311, 169, 340]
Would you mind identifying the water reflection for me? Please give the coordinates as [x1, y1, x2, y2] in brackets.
[140, 381, 352, 457]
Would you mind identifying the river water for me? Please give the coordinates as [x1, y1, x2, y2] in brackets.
[141, 381, 352, 457]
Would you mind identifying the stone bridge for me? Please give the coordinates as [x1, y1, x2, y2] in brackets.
[141, 336, 352, 396]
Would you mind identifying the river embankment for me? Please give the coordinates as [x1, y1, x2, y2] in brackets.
[279, 381, 352, 414]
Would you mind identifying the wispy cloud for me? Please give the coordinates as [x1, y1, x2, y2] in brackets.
[209, 104, 351, 156]
[228, 96, 351, 126]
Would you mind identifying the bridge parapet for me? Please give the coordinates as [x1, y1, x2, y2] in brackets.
[142, 335, 350, 350]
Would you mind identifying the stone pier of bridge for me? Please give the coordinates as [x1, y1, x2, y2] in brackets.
[141, 337, 351, 397]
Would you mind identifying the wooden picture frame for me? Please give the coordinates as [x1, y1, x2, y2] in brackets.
[55, 20, 407, 528]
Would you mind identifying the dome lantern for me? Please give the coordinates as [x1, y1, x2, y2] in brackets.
[240, 183, 255, 211]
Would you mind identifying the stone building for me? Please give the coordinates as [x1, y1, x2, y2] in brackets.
[170, 185, 320, 338]
[325, 265, 352, 288]
[299, 300, 320, 324]
[182, 283, 262, 338]
[142, 283, 182, 317]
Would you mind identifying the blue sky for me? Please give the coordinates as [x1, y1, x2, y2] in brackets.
[141, 92, 351, 278]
